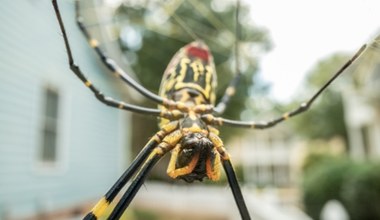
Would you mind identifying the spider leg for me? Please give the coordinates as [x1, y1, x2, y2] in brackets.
[74, 0, 165, 104]
[108, 151, 162, 220]
[108, 130, 183, 219]
[82, 134, 159, 220]
[214, 0, 242, 115]
[82, 122, 179, 220]
[208, 132, 250, 220]
[223, 159, 251, 220]
[206, 44, 367, 129]
[214, 72, 242, 115]
[52, 0, 163, 116]
[167, 144, 200, 179]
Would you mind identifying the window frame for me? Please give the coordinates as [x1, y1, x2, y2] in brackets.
[35, 84, 69, 174]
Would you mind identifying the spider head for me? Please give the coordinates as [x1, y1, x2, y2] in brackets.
[169, 132, 220, 183]
[179, 132, 213, 161]
[177, 117, 211, 165]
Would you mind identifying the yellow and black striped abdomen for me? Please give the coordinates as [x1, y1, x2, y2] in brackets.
[159, 41, 217, 106]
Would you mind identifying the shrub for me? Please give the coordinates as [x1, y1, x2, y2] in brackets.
[341, 163, 380, 220]
[302, 155, 352, 220]
[302, 153, 380, 220]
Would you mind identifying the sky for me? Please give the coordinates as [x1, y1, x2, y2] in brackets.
[105, 0, 380, 102]
[245, 0, 380, 102]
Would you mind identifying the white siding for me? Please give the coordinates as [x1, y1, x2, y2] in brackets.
[0, 0, 130, 218]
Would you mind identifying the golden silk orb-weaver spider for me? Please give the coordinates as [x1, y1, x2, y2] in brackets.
[52, 0, 367, 219]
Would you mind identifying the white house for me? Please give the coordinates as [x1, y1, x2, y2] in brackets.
[0, 1, 132, 219]
[342, 33, 380, 160]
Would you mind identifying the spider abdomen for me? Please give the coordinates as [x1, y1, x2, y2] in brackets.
[159, 41, 218, 106]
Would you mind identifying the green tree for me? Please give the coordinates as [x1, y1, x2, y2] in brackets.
[302, 154, 352, 220]
[302, 153, 380, 220]
[114, 0, 271, 180]
[341, 163, 380, 220]
[291, 54, 350, 143]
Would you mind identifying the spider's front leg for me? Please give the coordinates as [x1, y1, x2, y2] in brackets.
[205, 44, 367, 130]
[52, 0, 168, 116]
[107, 129, 183, 219]
[74, 0, 165, 104]
[208, 132, 251, 220]
[83, 121, 179, 220]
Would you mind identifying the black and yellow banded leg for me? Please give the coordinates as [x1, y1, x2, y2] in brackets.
[214, 73, 241, 115]
[108, 150, 163, 220]
[74, 1, 217, 114]
[222, 159, 251, 220]
[52, 0, 164, 116]
[74, 0, 165, 104]
[208, 133, 250, 220]
[108, 130, 183, 219]
[167, 144, 200, 179]
[83, 122, 179, 220]
[214, 0, 242, 115]
[83, 138, 159, 220]
[207, 44, 367, 129]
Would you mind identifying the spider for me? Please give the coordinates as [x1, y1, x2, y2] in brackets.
[52, 0, 366, 219]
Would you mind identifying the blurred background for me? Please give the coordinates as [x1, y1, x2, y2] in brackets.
[1, 0, 380, 220]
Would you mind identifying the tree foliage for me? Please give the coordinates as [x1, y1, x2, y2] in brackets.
[302, 153, 380, 220]
[291, 53, 350, 142]
[114, 0, 270, 165]
[302, 153, 352, 219]
[115, 0, 270, 114]
[341, 163, 380, 220]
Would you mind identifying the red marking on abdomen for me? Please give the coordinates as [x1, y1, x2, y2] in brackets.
[187, 46, 210, 61]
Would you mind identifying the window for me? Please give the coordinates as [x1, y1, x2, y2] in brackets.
[39, 88, 60, 163]
[360, 125, 370, 158]
[370, 63, 380, 84]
